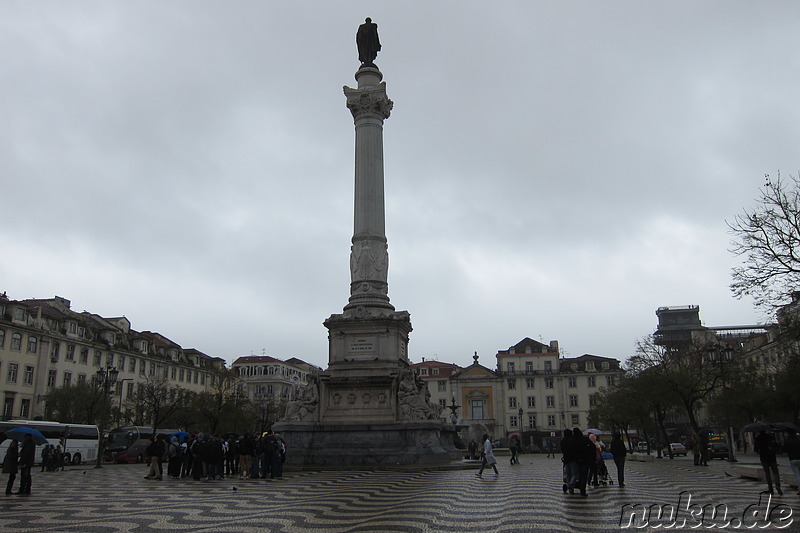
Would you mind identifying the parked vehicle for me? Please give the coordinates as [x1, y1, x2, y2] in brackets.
[707, 442, 729, 460]
[635, 442, 649, 453]
[663, 443, 687, 456]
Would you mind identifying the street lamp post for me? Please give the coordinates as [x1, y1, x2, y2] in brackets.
[707, 345, 737, 463]
[94, 365, 119, 469]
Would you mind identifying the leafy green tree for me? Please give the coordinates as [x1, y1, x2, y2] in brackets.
[43, 381, 105, 424]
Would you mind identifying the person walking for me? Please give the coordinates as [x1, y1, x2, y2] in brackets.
[754, 429, 782, 495]
[561, 429, 578, 494]
[476, 434, 498, 477]
[144, 435, 166, 480]
[17, 433, 35, 495]
[509, 436, 518, 465]
[610, 432, 627, 487]
[574, 428, 594, 497]
[783, 430, 800, 496]
[3, 440, 19, 495]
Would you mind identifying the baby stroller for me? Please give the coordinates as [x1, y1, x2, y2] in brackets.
[596, 452, 614, 486]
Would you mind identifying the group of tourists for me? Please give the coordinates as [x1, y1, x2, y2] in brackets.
[560, 428, 626, 496]
[142, 431, 286, 482]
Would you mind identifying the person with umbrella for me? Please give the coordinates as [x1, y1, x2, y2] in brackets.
[3, 439, 19, 495]
[754, 429, 782, 495]
[18, 433, 36, 495]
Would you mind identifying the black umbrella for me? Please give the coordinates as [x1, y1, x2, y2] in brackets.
[742, 422, 770, 433]
[771, 422, 800, 433]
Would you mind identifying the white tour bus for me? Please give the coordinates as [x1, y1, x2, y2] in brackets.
[0, 419, 99, 465]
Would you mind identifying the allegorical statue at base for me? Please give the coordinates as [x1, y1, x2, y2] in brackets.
[356, 17, 381, 66]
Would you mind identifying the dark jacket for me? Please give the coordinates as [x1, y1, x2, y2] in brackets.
[2, 444, 18, 474]
[610, 437, 627, 458]
[560, 432, 575, 462]
[754, 431, 777, 464]
[19, 439, 36, 468]
[782, 434, 800, 461]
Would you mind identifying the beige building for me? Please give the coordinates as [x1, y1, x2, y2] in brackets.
[231, 355, 320, 403]
[0, 293, 226, 422]
[413, 337, 624, 447]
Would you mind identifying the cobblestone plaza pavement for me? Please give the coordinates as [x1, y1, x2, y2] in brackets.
[0, 455, 797, 533]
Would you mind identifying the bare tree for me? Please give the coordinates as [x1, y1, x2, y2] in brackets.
[630, 336, 723, 435]
[728, 172, 800, 311]
[126, 377, 190, 434]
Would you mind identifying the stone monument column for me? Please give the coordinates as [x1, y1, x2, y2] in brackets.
[344, 68, 394, 313]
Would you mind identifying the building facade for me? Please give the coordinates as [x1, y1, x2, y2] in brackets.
[412, 337, 624, 449]
[0, 293, 227, 422]
[231, 355, 320, 403]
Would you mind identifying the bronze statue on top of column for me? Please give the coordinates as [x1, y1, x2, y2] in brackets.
[356, 17, 381, 66]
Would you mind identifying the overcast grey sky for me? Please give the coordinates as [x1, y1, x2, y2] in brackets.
[2, 2, 798, 370]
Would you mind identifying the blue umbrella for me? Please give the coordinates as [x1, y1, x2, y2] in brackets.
[5, 427, 48, 446]
[169, 431, 190, 442]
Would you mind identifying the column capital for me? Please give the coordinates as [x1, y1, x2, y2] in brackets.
[344, 83, 393, 120]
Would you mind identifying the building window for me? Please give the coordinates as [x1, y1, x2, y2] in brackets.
[525, 361, 533, 374]
[420, 368, 428, 376]
[586, 361, 596, 371]
[127, 381, 134, 397]
[587, 376, 596, 387]
[130, 358, 136, 372]
[571, 414, 579, 425]
[526, 378, 534, 389]
[510, 415, 519, 427]
[119, 355, 125, 369]
[509, 397, 517, 408]
[589, 394, 598, 407]
[507, 378, 516, 390]
[437, 380, 446, 392]
[78, 374, 87, 383]
[19, 399, 30, 419]
[194, 372, 198, 384]
[547, 414, 556, 427]
[439, 398, 446, 408]
[140, 361, 146, 375]
[607, 376, 616, 387]
[80, 348, 89, 364]
[63, 372, 72, 387]
[432, 367, 439, 376]
[528, 414, 537, 429]
[0, 328, 5, 348]
[546, 395, 554, 408]
[7, 363, 19, 383]
[163, 367, 169, 379]
[200, 373, 206, 385]
[544, 360, 552, 372]
[569, 394, 578, 407]
[47, 369, 57, 388]
[545, 377, 554, 389]
[27, 335, 37, 354]
[11, 333, 22, 351]
[51, 342, 60, 360]
[568, 376, 577, 388]
[106, 354, 114, 367]
[66, 344, 75, 361]
[171, 367, 177, 380]
[23, 366, 34, 385]
[507, 362, 515, 373]
[179, 369, 185, 381]
[150, 364, 155, 377]
[93, 351, 102, 366]
[527, 396, 535, 408]
[68, 322, 77, 334]
[602, 362, 609, 370]
[471, 399, 485, 419]
[3, 397, 14, 419]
